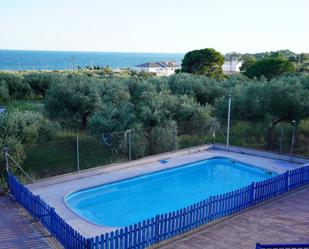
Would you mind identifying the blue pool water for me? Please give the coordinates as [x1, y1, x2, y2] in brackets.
[65, 158, 274, 227]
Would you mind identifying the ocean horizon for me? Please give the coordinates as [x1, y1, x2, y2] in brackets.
[0, 49, 184, 71]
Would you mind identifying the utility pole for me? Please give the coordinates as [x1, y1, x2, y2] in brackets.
[226, 94, 232, 150]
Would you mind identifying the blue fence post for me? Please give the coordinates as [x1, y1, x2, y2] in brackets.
[250, 182, 255, 206]
[255, 243, 262, 249]
[154, 214, 160, 243]
[34, 195, 40, 221]
[287, 170, 291, 191]
[50, 207, 55, 236]
[302, 167, 305, 186]
[284, 171, 289, 192]
[86, 238, 94, 249]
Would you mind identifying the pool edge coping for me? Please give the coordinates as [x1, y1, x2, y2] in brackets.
[25, 144, 309, 237]
[63, 156, 277, 229]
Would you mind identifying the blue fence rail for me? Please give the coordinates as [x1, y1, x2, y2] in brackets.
[8, 165, 309, 249]
[256, 243, 309, 249]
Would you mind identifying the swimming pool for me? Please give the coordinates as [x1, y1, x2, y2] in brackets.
[65, 157, 275, 227]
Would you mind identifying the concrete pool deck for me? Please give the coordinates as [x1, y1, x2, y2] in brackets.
[27, 145, 309, 238]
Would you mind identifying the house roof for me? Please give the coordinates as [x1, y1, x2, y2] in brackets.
[135, 61, 180, 68]
[135, 62, 162, 68]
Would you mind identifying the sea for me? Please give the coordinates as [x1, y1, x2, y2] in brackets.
[0, 50, 184, 71]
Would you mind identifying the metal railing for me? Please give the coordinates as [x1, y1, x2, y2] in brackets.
[9, 118, 307, 184]
[1, 117, 309, 188]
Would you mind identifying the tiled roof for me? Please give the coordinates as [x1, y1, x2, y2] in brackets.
[135, 61, 180, 68]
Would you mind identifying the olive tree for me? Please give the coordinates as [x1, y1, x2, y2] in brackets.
[45, 74, 102, 130]
[0, 72, 31, 99]
[215, 76, 309, 149]
[168, 73, 224, 105]
[88, 102, 136, 134]
[24, 72, 60, 97]
[0, 110, 60, 168]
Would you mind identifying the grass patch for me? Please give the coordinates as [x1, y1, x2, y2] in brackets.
[6, 99, 44, 113]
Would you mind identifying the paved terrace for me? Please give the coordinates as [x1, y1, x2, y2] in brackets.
[0, 195, 53, 249]
[27, 145, 308, 237]
[159, 186, 309, 249]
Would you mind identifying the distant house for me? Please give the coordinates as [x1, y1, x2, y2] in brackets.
[222, 60, 242, 74]
[135, 61, 181, 76]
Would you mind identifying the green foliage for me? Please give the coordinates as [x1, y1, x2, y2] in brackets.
[23, 72, 59, 97]
[135, 88, 177, 126]
[225, 49, 309, 75]
[130, 125, 148, 159]
[0, 136, 25, 177]
[0, 110, 60, 145]
[88, 103, 136, 134]
[1, 65, 309, 175]
[0, 110, 60, 168]
[168, 73, 224, 105]
[0, 72, 31, 99]
[250, 49, 298, 61]
[0, 80, 10, 103]
[173, 95, 211, 122]
[215, 75, 309, 148]
[224, 52, 242, 61]
[148, 120, 178, 154]
[181, 48, 224, 78]
[45, 74, 102, 130]
[239, 55, 256, 72]
[244, 58, 295, 80]
[6, 100, 44, 113]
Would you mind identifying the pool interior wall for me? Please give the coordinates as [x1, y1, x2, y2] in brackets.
[65, 157, 275, 227]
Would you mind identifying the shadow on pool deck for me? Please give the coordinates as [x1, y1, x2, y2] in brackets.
[0, 194, 58, 249]
[158, 186, 309, 249]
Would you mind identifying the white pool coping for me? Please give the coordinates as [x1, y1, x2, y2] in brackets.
[26, 145, 308, 238]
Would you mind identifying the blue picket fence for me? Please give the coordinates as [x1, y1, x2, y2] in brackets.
[8, 174, 87, 248]
[8, 165, 309, 249]
[256, 243, 309, 249]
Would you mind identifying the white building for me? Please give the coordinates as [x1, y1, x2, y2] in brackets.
[222, 60, 242, 74]
[135, 61, 181, 76]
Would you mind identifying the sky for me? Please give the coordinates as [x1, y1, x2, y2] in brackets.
[1, 0, 309, 54]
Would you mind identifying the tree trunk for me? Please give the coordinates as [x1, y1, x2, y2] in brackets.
[81, 111, 91, 130]
[266, 119, 284, 150]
